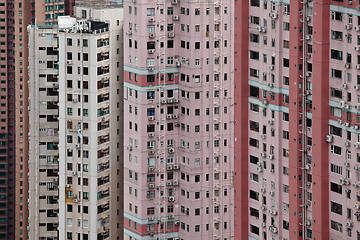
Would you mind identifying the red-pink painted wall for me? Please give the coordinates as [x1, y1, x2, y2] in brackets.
[312, 1, 330, 239]
[233, 0, 249, 238]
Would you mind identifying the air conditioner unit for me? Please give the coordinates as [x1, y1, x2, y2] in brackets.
[355, 46, 360, 51]
[148, 183, 155, 189]
[149, 150, 155, 154]
[354, 203, 360, 209]
[148, 166, 155, 172]
[304, 164, 311, 170]
[167, 98, 173, 103]
[340, 178, 345, 184]
[269, 65, 275, 70]
[148, 217, 155, 221]
[261, 27, 267, 33]
[305, 35, 312, 40]
[345, 141, 350, 147]
[176, 61, 181, 67]
[326, 135, 333, 142]
[355, 144, 360, 149]
[349, 1, 353, 5]
[268, 120, 274, 125]
[149, 17, 155, 22]
[263, 100, 268, 105]
[261, 187, 266, 193]
[269, 154, 274, 160]
[67, 60, 73, 65]
[345, 63, 351, 69]
[173, 165, 179, 170]
[272, 227, 278, 233]
[343, 83, 348, 89]
[353, 182, 360, 187]
[355, 105, 360, 110]
[168, 196, 175, 202]
[269, 191, 274, 196]
[306, 220, 311, 226]
[166, 181, 172, 186]
[149, 233, 154, 237]
[356, 26, 360, 31]
[345, 24, 353, 30]
[166, 114, 172, 119]
[305, 16, 311, 22]
[261, 152, 266, 157]
[161, 99, 167, 104]
[306, 183, 311, 188]
[172, 180, 178, 186]
[347, 221, 353, 227]
[174, 221, 180, 225]
[148, 132, 155, 137]
[167, 165, 173, 171]
[270, 13, 278, 19]
[261, 222, 266, 228]
[256, 26, 262, 32]
[270, 169, 274, 173]
[149, 33, 156, 38]
[261, 205, 266, 210]
[171, 0, 178, 4]
[168, 32, 175, 38]
[172, 114, 178, 119]
[73, 199, 78, 203]
[72, 171, 77, 175]
[257, 166, 263, 172]
[355, 85, 359, 90]
[261, 134, 266, 139]
[148, 49, 155, 54]
[75, 144, 80, 148]
[356, 65, 360, 70]
[127, 146, 133, 151]
[344, 161, 350, 167]
[65, 184, 70, 188]
[168, 148, 175, 154]
[172, 15, 179, 21]
[148, 116, 155, 121]
[147, 66, 154, 71]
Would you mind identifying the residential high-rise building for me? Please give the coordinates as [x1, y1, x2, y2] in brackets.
[28, 5, 124, 240]
[28, 25, 60, 240]
[0, 0, 65, 239]
[234, 0, 360, 239]
[123, 0, 234, 239]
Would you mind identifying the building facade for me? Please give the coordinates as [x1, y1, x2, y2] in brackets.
[234, 0, 360, 239]
[28, 5, 124, 240]
[28, 25, 60, 240]
[123, 0, 234, 239]
[0, 0, 64, 239]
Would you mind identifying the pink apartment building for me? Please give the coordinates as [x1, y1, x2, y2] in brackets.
[235, 0, 360, 240]
[123, 0, 234, 239]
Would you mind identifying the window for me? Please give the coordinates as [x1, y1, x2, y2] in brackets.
[331, 220, 343, 233]
[250, 69, 260, 79]
[330, 163, 343, 175]
[331, 201, 342, 215]
[331, 69, 342, 79]
[147, 8, 155, 16]
[331, 11, 343, 21]
[330, 145, 342, 155]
